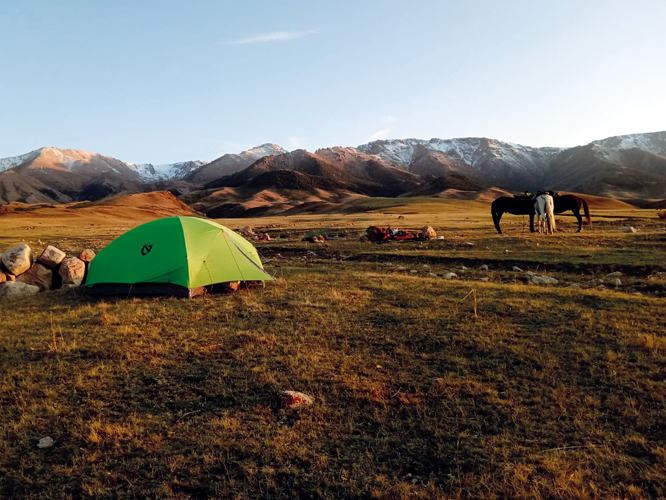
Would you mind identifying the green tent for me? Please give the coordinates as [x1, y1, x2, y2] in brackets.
[86, 216, 273, 297]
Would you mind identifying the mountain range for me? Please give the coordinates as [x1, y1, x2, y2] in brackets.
[1, 131, 665, 213]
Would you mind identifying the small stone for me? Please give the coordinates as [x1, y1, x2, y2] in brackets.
[410, 269, 418, 274]
[513, 266, 523, 272]
[38, 245, 66, 268]
[1, 244, 32, 276]
[479, 264, 489, 271]
[620, 226, 637, 233]
[279, 391, 314, 410]
[480, 277, 489, 282]
[428, 273, 438, 277]
[531, 275, 559, 285]
[443, 272, 457, 280]
[461, 266, 467, 271]
[396, 267, 407, 271]
[596, 284, 607, 290]
[465, 241, 474, 246]
[78, 248, 96, 263]
[609, 278, 622, 286]
[567, 283, 581, 289]
[37, 437, 54, 449]
[606, 271, 622, 277]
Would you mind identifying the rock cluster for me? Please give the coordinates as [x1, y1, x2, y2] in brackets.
[0, 244, 96, 300]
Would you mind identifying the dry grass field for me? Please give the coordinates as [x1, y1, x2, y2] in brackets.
[1, 197, 665, 499]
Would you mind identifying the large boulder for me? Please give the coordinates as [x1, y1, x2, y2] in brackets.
[1, 244, 32, 276]
[421, 226, 437, 240]
[16, 263, 53, 292]
[58, 257, 86, 286]
[38, 246, 66, 269]
[0, 282, 40, 299]
[78, 248, 96, 263]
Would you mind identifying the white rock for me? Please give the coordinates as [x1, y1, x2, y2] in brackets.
[479, 277, 489, 282]
[37, 437, 54, 449]
[443, 272, 457, 280]
[531, 275, 559, 285]
[396, 266, 407, 271]
[38, 245, 66, 269]
[0, 282, 40, 299]
[428, 273, 438, 277]
[609, 278, 622, 286]
[410, 269, 418, 274]
[479, 264, 489, 271]
[513, 266, 523, 272]
[620, 226, 637, 233]
[1, 244, 32, 276]
[279, 391, 314, 410]
[58, 257, 86, 286]
[606, 271, 622, 277]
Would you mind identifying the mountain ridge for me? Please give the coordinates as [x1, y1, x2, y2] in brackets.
[1, 131, 665, 206]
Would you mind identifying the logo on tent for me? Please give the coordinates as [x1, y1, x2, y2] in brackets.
[141, 244, 153, 256]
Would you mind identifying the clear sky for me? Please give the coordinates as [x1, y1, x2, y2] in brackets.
[1, 0, 665, 164]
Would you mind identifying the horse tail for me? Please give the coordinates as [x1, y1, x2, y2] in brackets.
[582, 199, 591, 226]
[547, 196, 556, 234]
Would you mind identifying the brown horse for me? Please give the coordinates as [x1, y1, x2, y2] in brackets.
[492, 193, 591, 233]
[553, 194, 591, 232]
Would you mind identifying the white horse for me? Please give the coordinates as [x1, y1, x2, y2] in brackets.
[534, 193, 556, 234]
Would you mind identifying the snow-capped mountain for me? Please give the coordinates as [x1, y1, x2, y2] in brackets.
[545, 131, 666, 198]
[358, 138, 564, 191]
[128, 160, 208, 181]
[1, 132, 665, 205]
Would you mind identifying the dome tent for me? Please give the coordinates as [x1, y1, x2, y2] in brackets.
[86, 216, 273, 297]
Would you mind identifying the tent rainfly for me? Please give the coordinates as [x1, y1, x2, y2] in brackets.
[86, 216, 273, 297]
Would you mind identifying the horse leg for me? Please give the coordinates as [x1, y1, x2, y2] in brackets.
[574, 210, 582, 232]
[493, 211, 503, 234]
[529, 213, 535, 233]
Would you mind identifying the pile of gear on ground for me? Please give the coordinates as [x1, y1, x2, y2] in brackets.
[362, 225, 438, 243]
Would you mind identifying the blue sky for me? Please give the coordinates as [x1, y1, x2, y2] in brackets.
[1, 0, 665, 164]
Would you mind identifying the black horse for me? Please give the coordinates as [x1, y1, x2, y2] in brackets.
[492, 194, 591, 234]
